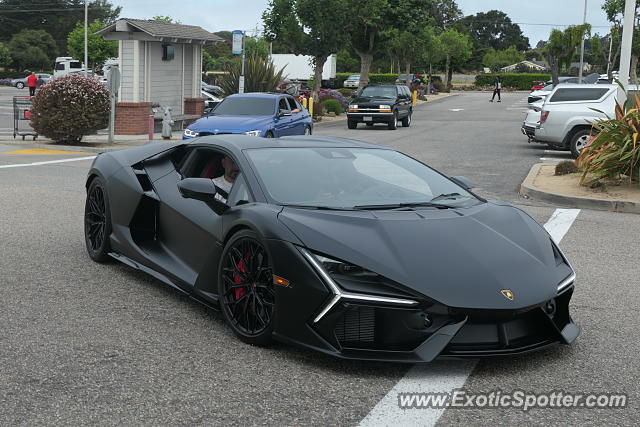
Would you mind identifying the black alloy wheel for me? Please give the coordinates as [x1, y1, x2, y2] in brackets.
[84, 178, 112, 262]
[218, 230, 276, 345]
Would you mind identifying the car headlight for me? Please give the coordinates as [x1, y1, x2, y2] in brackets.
[379, 105, 391, 109]
[244, 130, 261, 136]
[314, 253, 380, 280]
[183, 128, 199, 137]
[348, 104, 358, 109]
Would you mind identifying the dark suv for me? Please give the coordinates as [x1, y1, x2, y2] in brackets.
[347, 84, 413, 130]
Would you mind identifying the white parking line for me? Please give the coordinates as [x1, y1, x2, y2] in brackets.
[0, 156, 96, 168]
[358, 208, 580, 427]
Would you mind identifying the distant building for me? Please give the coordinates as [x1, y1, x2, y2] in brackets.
[500, 60, 591, 74]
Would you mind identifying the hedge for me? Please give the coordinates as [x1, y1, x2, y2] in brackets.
[475, 73, 551, 90]
[335, 72, 398, 87]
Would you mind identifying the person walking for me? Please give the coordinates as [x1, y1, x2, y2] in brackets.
[27, 72, 38, 97]
[490, 76, 502, 102]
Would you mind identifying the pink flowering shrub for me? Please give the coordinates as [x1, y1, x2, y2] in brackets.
[31, 74, 110, 143]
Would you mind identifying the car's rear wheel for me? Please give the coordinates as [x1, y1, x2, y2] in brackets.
[304, 126, 312, 135]
[402, 111, 412, 127]
[218, 230, 276, 346]
[84, 177, 112, 262]
[388, 112, 398, 130]
[570, 129, 591, 158]
[347, 120, 357, 129]
[16, 82, 24, 89]
[265, 131, 274, 138]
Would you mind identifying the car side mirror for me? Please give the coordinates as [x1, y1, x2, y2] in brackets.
[450, 176, 475, 190]
[279, 109, 292, 117]
[177, 178, 228, 215]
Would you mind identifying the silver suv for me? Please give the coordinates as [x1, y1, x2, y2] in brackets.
[535, 84, 637, 157]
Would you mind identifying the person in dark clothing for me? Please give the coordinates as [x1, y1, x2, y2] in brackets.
[27, 72, 37, 96]
[490, 76, 502, 102]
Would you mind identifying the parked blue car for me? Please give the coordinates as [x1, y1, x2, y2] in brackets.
[183, 93, 312, 139]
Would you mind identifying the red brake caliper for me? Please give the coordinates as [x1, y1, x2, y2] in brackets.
[232, 254, 250, 300]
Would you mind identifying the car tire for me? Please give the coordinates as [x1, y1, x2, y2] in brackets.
[388, 112, 398, 130]
[265, 131, 274, 138]
[401, 111, 412, 127]
[218, 229, 276, 346]
[348, 120, 357, 129]
[84, 177, 112, 263]
[16, 82, 24, 89]
[304, 126, 312, 135]
[569, 128, 591, 158]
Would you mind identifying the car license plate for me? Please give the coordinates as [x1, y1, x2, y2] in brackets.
[363, 116, 372, 121]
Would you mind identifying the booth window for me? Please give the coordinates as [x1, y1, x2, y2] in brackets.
[162, 44, 175, 61]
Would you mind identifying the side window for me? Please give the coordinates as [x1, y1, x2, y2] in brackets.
[286, 97, 299, 111]
[227, 175, 253, 206]
[180, 148, 225, 180]
[279, 98, 290, 112]
[549, 88, 609, 102]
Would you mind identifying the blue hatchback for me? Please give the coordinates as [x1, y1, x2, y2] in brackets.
[183, 93, 313, 139]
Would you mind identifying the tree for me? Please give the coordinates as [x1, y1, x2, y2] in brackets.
[438, 28, 472, 88]
[151, 15, 181, 24]
[218, 54, 286, 95]
[483, 46, 524, 72]
[0, 42, 11, 68]
[202, 51, 216, 72]
[0, 1, 121, 55]
[67, 21, 118, 70]
[459, 10, 529, 69]
[544, 24, 591, 85]
[602, 0, 640, 83]
[9, 30, 58, 71]
[263, 0, 351, 99]
[245, 37, 270, 59]
[336, 48, 359, 72]
[430, 0, 462, 29]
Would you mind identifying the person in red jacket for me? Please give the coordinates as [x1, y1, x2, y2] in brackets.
[27, 72, 38, 96]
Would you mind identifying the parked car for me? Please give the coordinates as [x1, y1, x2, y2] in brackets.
[347, 84, 413, 130]
[183, 93, 312, 139]
[202, 81, 223, 95]
[530, 81, 546, 91]
[535, 83, 639, 156]
[12, 73, 52, 89]
[396, 73, 421, 84]
[202, 90, 223, 114]
[343, 74, 360, 88]
[521, 98, 544, 142]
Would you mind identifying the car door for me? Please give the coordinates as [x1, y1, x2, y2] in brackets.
[397, 86, 410, 118]
[151, 147, 229, 285]
[285, 96, 306, 135]
[273, 97, 294, 137]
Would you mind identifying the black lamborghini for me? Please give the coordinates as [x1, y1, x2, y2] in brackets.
[84, 135, 579, 362]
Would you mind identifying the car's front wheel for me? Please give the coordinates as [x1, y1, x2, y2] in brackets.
[347, 120, 357, 129]
[388, 112, 398, 130]
[218, 230, 276, 346]
[304, 126, 312, 135]
[402, 111, 412, 127]
[264, 131, 274, 138]
[84, 177, 112, 262]
[569, 128, 591, 158]
[15, 82, 24, 89]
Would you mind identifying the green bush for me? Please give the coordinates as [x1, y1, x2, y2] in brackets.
[336, 87, 356, 97]
[475, 73, 551, 90]
[335, 72, 398, 88]
[321, 98, 344, 115]
[31, 74, 110, 143]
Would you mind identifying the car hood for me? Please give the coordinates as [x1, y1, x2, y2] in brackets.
[352, 97, 397, 106]
[278, 202, 572, 309]
[188, 115, 273, 133]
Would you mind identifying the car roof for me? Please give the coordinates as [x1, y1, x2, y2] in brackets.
[188, 134, 389, 151]
[226, 92, 286, 99]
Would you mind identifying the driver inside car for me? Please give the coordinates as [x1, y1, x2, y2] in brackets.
[212, 155, 240, 203]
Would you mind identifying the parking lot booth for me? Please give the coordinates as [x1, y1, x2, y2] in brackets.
[97, 19, 223, 135]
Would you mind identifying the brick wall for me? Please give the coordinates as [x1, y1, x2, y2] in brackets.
[115, 102, 151, 135]
[184, 98, 205, 127]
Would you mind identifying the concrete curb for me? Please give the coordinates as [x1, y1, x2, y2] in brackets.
[0, 139, 169, 153]
[519, 163, 640, 214]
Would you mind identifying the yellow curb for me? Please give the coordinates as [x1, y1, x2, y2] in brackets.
[4, 148, 92, 155]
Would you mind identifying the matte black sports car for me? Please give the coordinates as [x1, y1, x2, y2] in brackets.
[84, 135, 579, 362]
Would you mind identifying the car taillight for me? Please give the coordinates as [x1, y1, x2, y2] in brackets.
[540, 111, 549, 124]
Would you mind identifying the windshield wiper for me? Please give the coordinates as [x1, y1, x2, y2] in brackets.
[283, 204, 355, 211]
[430, 193, 470, 202]
[353, 202, 451, 210]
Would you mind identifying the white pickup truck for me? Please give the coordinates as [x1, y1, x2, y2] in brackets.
[534, 84, 639, 157]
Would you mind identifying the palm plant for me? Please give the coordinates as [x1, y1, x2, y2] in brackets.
[218, 54, 286, 95]
[578, 90, 640, 186]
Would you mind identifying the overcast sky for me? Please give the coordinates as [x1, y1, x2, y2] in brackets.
[115, 0, 613, 48]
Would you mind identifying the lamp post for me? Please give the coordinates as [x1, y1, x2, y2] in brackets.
[618, 0, 637, 98]
[578, 0, 587, 83]
[84, 0, 88, 77]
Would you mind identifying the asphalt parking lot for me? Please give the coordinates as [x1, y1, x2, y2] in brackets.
[0, 92, 638, 426]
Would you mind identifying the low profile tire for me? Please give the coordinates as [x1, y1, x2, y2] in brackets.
[388, 112, 398, 130]
[569, 129, 591, 158]
[402, 111, 412, 127]
[347, 120, 357, 129]
[218, 230, 276, 346]
[16, 82, 24, 89]
[84, 177, 112, 262]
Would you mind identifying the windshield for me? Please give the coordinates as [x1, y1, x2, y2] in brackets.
[245, 147, 480, 209]
[359, 86, 397, 98]
[212, 97, 275, 115]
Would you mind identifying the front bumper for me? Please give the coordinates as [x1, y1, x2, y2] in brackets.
[347, 112, 394, 123]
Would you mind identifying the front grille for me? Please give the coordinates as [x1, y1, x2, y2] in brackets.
[334, 306, 375, 344]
